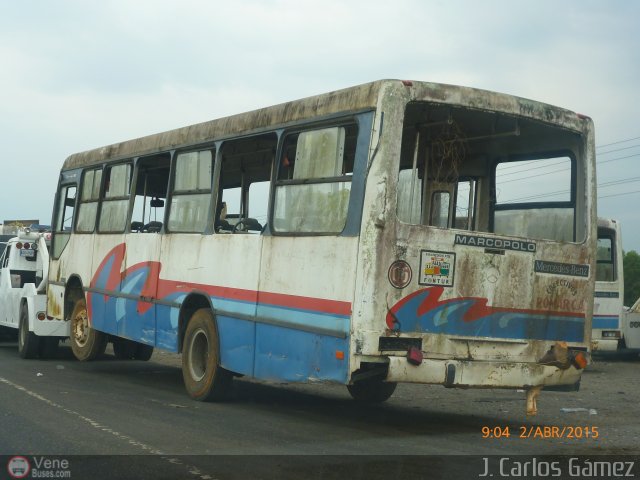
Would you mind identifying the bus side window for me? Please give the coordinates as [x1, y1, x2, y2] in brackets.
[52, 185, 77, 258]
[168, 150, 213, 233]
[98, 163, 132, 233]
[596, 232, 615, 282]
[76, 167, 102, 233]
[217, 133, 277, 234]
[273, 125, 356, 233]
[131, 154, 170, 233]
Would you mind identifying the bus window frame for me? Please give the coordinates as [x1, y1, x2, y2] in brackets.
[166, 146, 216, 234]
[596, 227, 617, 282]
[97, 160, 134, 234]
[490, 150, 578, 242]
[51, 181, 79, 260]
[268, 113, 372, 237]
[75, 166, 104, 234]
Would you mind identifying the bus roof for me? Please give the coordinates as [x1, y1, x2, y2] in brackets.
[62, 79, 588, 170]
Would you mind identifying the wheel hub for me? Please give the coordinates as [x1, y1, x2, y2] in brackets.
[73, 309, 89, 347]
[189, 328, 209, 382]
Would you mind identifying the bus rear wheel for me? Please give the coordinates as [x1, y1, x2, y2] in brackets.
[113, 338, 154, 360]
[182, 308, 231, 401]
[134, 344, 154, 361]
[18, 306, 40, 359]
[70, 298, 107, 361]
[347, 378, 397, 403]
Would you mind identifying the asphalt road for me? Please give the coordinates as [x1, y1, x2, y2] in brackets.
[0, 337, 639, 479]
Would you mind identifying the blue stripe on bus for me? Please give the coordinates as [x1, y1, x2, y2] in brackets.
[388, 288, 585, 342]
[89, 288, 351, 383]
[592, 315, 619, 329]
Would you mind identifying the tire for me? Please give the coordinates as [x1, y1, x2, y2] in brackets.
[134, 343, 154, 361]
[347, 378, 397, 403]
[18, 306, 41, 359]
[181, 308, 231, 401]
[69, 298, 107, 361]
[113, 338, 137, 360]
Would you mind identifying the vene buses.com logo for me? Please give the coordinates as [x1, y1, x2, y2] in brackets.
[7, 456, 30, 479]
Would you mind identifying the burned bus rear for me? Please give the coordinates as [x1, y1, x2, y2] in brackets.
[351, 81, 595, 414]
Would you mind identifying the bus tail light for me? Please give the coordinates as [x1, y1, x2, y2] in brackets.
[407, 346, 423, 365]
[601, 331, 621, 338]
[37, 312, 46, 321]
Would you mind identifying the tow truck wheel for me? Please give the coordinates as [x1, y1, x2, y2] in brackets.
[347, 378, 397, 403]
[182, 308, 231, 401]
[70, 298, 107, 361]
[18, 306, 41, 359]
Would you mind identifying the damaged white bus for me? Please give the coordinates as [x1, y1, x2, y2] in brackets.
[48, 80, 594, 415]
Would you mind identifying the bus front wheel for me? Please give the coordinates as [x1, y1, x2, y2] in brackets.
[70, 298, 107, 361]
[347, 378, 397, 403]
[182, 308, 231, 401]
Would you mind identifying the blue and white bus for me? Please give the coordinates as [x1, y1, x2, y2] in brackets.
[592, 218, 624, 351]
[47, 80, 595, 415]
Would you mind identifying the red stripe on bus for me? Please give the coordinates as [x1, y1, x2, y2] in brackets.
[157, 279, 352, 317]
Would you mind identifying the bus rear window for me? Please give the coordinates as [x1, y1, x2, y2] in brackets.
[397, 102, 583, 243]
[494, 156, 574, 242]
[596, 230, 616, 282]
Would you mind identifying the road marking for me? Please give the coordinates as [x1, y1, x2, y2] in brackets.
[0, 376, 219, 479]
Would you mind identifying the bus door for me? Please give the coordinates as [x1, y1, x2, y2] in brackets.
[85, 162, 132, 337]
[199, 135, 275, 375]
[48, 173, 80, 321]
[256, 125, 362, 383]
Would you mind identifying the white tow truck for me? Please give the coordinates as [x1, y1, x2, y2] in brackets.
[0, 229, 69, 357]
[621, 300, 640, 354]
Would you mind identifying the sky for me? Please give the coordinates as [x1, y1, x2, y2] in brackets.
[1, 0, 639, 251]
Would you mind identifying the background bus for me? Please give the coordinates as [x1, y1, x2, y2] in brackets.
[592, 218, 624, 351]
[47, 80, 595, 415]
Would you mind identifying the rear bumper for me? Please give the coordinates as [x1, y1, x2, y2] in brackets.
[385, 356, 583, 388]
[591, 338, 619, 352]
[33, 319, 69, 337]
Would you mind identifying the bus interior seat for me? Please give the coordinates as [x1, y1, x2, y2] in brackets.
[215, 201, 231, 232]
[142, 221, 162, 233]
[239, 217, 263, 232]
[454, 217, 469, 229]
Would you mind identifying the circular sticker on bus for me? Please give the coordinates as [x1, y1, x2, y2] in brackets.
[388, 260, 412, 289]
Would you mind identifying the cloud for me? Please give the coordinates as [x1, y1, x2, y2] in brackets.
[1, 0, 639, 251]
